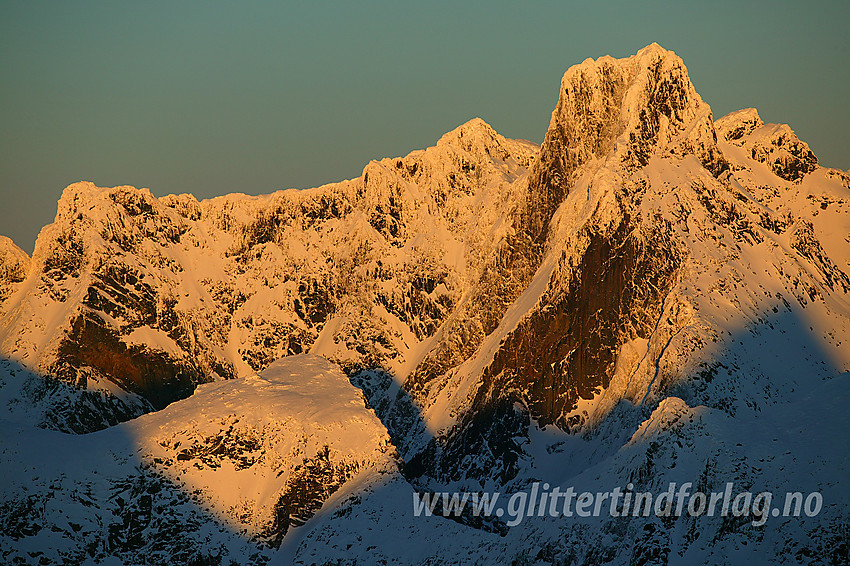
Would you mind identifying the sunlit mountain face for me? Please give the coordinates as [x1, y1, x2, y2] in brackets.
[1, 44, 848, 565]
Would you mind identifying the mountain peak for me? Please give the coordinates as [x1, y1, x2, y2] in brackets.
[546, 42, 710, 170]
[444, 116, 493, 134]
[1, 43, 848, 565]
[715, 107, 764, 142]
[714, 107, 818, 181]
[51, 181, 163, 243]
[0, 236, 30, 304]
[634, 41, 673, 60]
[435, 117, 503, 153]
[524, 44, 722, 243]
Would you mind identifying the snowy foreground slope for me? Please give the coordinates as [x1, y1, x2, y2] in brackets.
[0, 354, 396, 564]
[1, 43, 849, 564]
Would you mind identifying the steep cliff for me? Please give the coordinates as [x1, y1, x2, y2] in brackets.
[1, 43, 849, 566]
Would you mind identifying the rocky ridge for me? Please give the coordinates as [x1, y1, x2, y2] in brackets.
[1, 43, 848, 565]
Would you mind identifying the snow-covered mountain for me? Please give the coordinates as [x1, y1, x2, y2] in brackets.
[0, 354, 395, 564]
[1, 43, 848, 565]
[0, 115, 537, 432]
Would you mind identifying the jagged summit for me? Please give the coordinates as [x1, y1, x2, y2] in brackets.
[0, 111, 542, 431]
[406, 43, 844, 439]
[2, 43, 838, 432]
[437, 117, 496, 144]
[0, 236, 30, 305]
[714, 107, 764, 141]
[539, 42, 720, 181]
[1, 44, 848, 565]
[715, 107, 818, 182]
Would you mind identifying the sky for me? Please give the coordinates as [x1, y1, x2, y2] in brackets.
[1, 0, 848, 253]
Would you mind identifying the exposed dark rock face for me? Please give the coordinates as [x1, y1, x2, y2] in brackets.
[54, 314, 210, 410]
[715, 108, 818, 183]
[750, 130, 818, 182]
[406, 51, 639, 405]
[476, 219, 681, 430]
[0, 462, 271, 566]
[413, 216, 683, 486]
[405, 398, 529, 486]
[22, 366, 153, 434]
[790, 220, 850, 292]
[264, 446, 359, 548]
[1, 42, 848, 566]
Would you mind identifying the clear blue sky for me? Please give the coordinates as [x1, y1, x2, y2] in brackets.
[1, 1, 848, 253]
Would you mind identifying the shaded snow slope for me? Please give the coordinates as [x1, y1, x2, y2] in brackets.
[284, 371, 850, 565]
[0, 43, 848, 565]
[0, 354, 396, 564]
[393, 44, 850, 487]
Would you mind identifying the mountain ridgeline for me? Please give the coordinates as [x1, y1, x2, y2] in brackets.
[1, 44, 849, 564]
